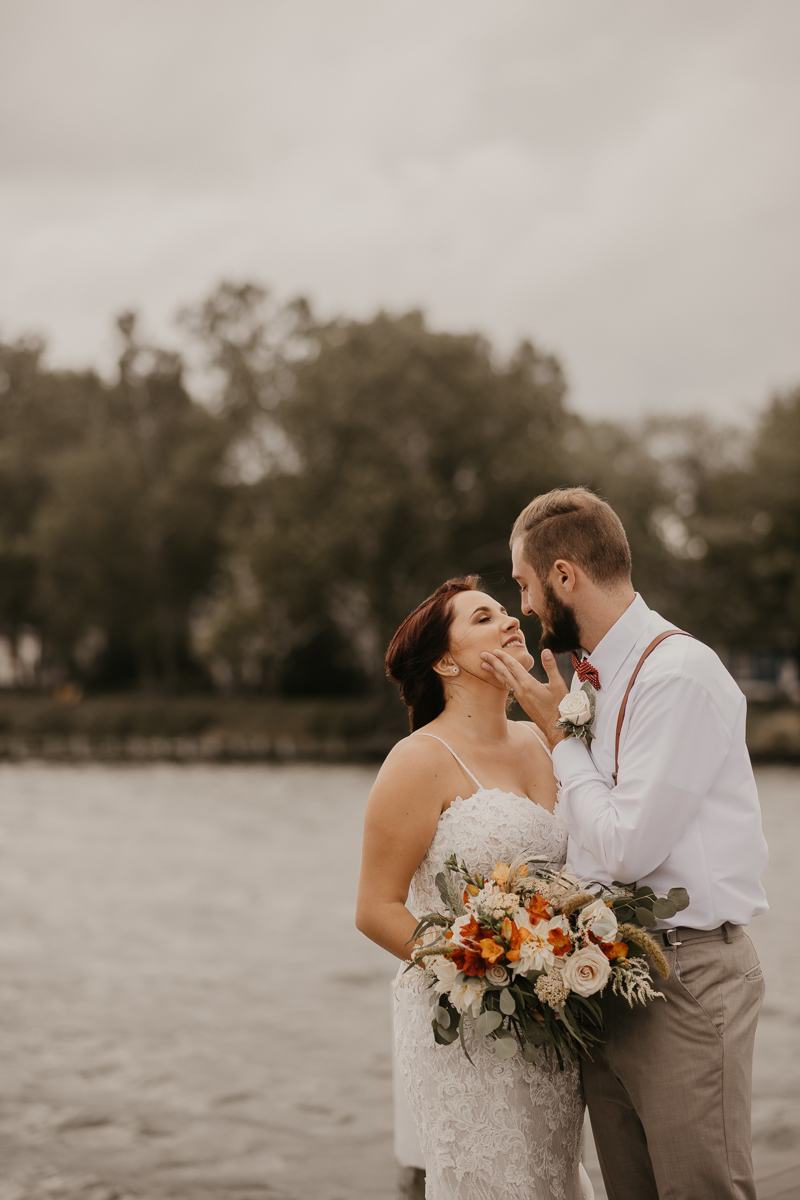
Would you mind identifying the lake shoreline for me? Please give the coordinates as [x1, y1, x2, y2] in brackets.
[0, 693, 797, 763]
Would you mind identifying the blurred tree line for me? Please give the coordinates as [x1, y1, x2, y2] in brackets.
[0, 281, 797, 695]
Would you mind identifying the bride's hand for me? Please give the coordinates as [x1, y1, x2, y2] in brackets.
[480, 648, 569, 749]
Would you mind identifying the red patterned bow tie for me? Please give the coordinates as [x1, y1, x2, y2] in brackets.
[572, 652, 601, 691]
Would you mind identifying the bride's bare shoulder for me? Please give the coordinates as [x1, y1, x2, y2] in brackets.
[378, 730, 453, 781]
[369, 729, 462, 804]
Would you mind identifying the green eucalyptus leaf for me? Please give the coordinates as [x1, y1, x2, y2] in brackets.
[434, 1005, 451, 1029]
[432, 1018, 459, 1045]
[634, 886, 656, 899]
[521, 1041, 539, 1063]
[652, 898, 677, 920]
[667, 887, 690, 911]
[634, 906, 655, 927]
[494, 1036, 518, 1060]
[613, 904, 635, 923]
[474, 1010, 503, 1038]
[499, 988, 516, 1016]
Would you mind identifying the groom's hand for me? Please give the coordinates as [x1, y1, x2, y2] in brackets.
[480, 649, 569, 749]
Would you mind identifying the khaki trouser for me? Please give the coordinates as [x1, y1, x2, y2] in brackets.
[582, 924, 765, 1200]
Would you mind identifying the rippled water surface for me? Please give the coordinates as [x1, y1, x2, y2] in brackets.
[0, 762, 796, 1199]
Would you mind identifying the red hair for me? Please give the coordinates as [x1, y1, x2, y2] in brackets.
[385, 576, 480, 731]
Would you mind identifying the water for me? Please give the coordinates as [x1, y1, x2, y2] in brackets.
[0, 762, 796, 1200]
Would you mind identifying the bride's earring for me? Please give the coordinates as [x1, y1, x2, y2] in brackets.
[451, 667, 459, 675]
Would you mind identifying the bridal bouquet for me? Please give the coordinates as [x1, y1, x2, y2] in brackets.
[407, 854, 689, 1066]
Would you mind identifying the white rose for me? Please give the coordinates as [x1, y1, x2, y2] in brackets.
[578, 899, 618, 944]
[560, 945, 611, 997]
[430, 957, 458, 994]
[558, 691, 592, 726]
[449, 976, 487, 1016]
[485, 965, 509, 987]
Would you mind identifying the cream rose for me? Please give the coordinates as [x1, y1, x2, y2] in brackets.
[558, 691, 593, 726]
[430, 957, 459, 994]
[560, 945, 611, 997]
[449, 976, 487, 1016]
[579, 899, 618, 944]
[485, 965, 510, 987]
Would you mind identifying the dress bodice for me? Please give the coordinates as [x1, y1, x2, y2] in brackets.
[407, 789, 569, 918]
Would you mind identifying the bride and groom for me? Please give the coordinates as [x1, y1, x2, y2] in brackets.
[356, 486, 768, 1200]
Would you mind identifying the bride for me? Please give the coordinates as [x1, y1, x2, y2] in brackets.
[356, 576, 592, 1200]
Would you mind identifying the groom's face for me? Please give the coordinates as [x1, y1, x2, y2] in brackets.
[511, 540, 583, 654]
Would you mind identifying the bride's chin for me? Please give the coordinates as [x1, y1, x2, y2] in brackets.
[506, 648, 534, 672]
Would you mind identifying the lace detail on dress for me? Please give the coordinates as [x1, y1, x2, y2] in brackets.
[394, 789, 587, 1199]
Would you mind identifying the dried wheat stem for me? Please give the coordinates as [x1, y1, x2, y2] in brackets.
[555, 891, 596, 919]
[618, 923, 670, 979]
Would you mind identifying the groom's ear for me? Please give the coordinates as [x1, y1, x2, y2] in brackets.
[552, 559, 578, 593]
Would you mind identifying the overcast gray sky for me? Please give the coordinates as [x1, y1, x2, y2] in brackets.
[1, 0, 799, 420]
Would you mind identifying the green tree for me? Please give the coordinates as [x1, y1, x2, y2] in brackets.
[746, 389, 800, 653]
[33, 315, 231, 688]
[0, 335, 105, 667]
[204, 309, 572, 692]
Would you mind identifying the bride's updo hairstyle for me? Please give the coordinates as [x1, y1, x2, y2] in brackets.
[385, 576, 480, 732]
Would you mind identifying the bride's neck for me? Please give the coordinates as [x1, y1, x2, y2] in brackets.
[438, 681, 512, 744]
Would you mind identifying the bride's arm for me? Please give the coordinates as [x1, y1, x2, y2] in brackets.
[355, 738, 450, 962]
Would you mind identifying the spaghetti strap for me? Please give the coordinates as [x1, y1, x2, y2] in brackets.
[521, 723, 553, 761]
[415, 733, 483, 789]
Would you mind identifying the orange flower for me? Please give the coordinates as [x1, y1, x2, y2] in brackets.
[501, 917, 513, 941]
[548, 927, 572, 957]
[505, 923, 532, 964]
[478, 937, 505, 964]
[450, 944, 487, 976]
[527, 894, 552, 925]
[459, 915, 482, 942]
[465, 884, 480, 898]
[603, 940, 628, 961]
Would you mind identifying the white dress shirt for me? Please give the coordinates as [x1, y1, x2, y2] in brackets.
[553, 594, 769, 930]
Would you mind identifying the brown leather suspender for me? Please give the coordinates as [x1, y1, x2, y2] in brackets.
[612, 630, 692, 784]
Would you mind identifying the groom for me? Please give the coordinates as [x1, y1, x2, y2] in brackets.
[481, 486, 768, 1200]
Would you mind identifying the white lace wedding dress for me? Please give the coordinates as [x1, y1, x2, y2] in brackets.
[394, 728, 592, 1200]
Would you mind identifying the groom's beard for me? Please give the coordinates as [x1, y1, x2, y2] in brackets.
[537, 581, 583, 655]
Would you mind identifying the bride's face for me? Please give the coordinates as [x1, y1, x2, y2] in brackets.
[439, 591, 534, 683]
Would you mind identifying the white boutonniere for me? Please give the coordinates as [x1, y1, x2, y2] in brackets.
[555, 683, 596, 745]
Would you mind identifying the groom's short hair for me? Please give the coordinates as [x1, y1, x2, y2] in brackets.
[511, 487, 632, 585]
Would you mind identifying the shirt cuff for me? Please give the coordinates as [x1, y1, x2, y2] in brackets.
[552, 736, 596, 785]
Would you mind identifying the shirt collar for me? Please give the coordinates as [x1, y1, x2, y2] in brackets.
[580, 593, 653, 692]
